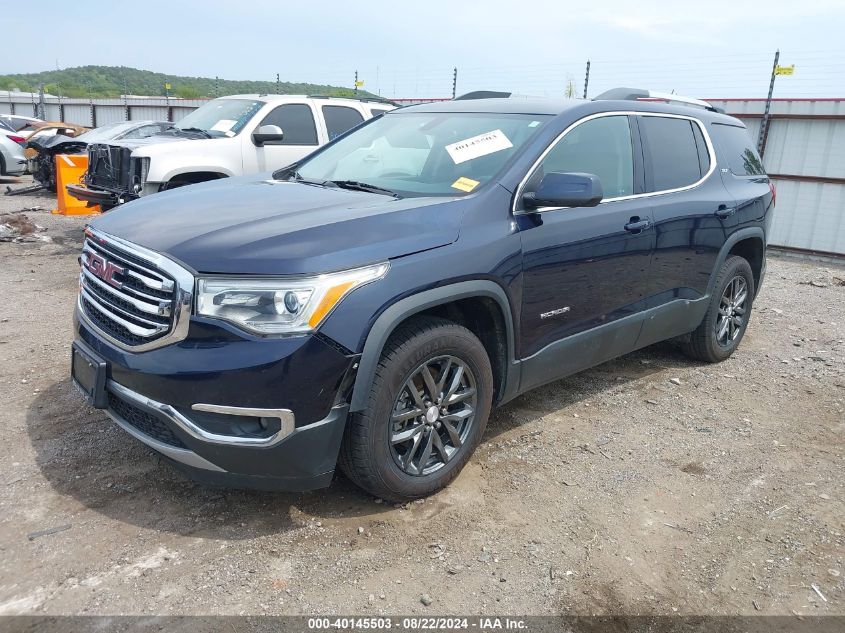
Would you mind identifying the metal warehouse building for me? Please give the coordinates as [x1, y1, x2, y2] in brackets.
[710, 98, 844, 256]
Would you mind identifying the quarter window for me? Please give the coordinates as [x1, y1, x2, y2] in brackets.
[710, 123, 765, 176]
[260, 104, 318, 145]
[529, 115, 634, 200]
[640, 116, 706, 192]
[322, 105, 364, 141]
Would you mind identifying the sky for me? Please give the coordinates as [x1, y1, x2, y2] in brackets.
[4, 0, 845, 99]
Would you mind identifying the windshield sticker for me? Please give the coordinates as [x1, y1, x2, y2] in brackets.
[451, 176, 480, 193]
[528, 120, 541, 127]
[445, 129, 513, 165]
[211, 119, 237, 133]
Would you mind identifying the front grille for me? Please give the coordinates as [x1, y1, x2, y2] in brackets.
[87, 144, 132, 190]
[79, 232, 177, 347]
[108, 391, 187, 449]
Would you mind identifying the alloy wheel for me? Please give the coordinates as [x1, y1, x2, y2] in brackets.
[716, 276, 748, 346]
[389, 355, 477, 476]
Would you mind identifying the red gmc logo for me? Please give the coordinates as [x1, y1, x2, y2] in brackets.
[85, 253, 124, 288]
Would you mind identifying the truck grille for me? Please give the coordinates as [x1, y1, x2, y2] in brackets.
[78, 229, 193, 350]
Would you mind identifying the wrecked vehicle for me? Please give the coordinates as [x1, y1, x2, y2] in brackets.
[24, 121, 170, 193]
[67, 94, 395, 210]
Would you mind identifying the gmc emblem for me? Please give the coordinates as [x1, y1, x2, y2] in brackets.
[85, 253, 124, 288]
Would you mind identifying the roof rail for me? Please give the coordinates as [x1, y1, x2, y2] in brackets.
[454, 90, 512, 100]
[309, 94, 398, 106]
[593, 87, 724, 113]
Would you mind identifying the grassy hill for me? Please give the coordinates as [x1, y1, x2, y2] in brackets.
[0, 65, 377, 100]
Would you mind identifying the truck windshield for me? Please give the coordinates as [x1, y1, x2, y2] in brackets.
[289, 112, 551, 197]
[174, 99, 262, 137]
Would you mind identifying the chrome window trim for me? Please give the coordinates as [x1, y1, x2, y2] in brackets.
[512, 111, 717, 215]
[79, 227, 194, 352]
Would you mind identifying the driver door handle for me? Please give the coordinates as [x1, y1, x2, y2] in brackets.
[624, 218, 651, 233]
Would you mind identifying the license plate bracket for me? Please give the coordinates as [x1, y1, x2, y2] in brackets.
[71, 342, 108, 409]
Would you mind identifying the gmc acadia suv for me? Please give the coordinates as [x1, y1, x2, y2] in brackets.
[71, 89, 774, 501]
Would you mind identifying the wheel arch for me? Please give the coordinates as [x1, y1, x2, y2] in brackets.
[349, 281, 518, 412]
[164, 170, 229, 189]
[706, 228, 766, 299]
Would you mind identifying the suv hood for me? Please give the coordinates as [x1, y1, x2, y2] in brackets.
[90, 176, 465, 275]
[98, 133, 213, 152]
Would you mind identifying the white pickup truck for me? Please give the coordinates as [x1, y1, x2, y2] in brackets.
[67, 94, 394, 209]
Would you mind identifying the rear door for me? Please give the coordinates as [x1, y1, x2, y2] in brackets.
[637, 113, 730, 339]
[516, 114, 654, 376]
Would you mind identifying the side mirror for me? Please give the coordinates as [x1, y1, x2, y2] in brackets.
[253, 125, 285, 146]
[523, 172, 603, 209]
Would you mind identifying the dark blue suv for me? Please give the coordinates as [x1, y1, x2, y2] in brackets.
[72, 89, 774, 501]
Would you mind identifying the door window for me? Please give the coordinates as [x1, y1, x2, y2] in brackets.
[322, 105, 364, 141]
[259, 104, 318, 145]
[528, 115, 634, 200]
[640, 116, 707, 191]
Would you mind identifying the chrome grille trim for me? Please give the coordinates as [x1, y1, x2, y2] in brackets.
[77, 227, 194, 352]
[80, 265, 172, 317]
[80, 286, 169, 337]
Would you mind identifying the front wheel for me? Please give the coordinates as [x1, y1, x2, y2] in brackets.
[339, 316, 493, 502]
[682, 255, 755, 363]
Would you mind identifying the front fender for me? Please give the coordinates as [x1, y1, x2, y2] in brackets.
[348, 280, 519, 412]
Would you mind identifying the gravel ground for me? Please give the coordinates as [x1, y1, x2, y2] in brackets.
[0, 179, 843, 617]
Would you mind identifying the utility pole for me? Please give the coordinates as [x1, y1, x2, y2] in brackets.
[163, 78, 172, 122]
[37, 83, 46, 120]
[354, 70, 359, 96]
[88, 82, 96, 127]
[757, 49, 779, 158]
[215, 76, 219, 97]
[452, 67, 458, 99]
[276, 73, 280, 95]
[123, 75, 129, 120]
[583, 60, 591, 99]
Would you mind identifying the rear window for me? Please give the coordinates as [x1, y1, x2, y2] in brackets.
[640, 116, 707, 192]
[322, 105, 364, 141]
[710, 123, 766, 176]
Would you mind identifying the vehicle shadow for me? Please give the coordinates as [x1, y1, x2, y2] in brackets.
[26, 341, 695, 539]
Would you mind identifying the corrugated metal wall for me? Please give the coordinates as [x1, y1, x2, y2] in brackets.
[0, 93, 208, 126]
[710, 99, 845, 255]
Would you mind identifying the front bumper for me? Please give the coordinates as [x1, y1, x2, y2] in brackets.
[67, 183, 126, 206]
[74, 314, 357, 491]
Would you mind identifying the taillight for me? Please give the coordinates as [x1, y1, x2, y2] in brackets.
[769, 181, 777, 208]
[7, 135, 26, 145]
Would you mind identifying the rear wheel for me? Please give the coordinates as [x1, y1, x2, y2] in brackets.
[339, 316, 493, 502]
[682, 255, 755, 362]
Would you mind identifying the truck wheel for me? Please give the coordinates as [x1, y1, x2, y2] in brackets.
[682, 255, 755, 363]
[339, 316, 493, 502]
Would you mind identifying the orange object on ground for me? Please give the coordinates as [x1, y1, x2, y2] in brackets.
[53, 154, 101, 215]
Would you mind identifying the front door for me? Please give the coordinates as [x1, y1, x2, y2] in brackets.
[516, 114, 655, 387]
[245, 103, 323, 174]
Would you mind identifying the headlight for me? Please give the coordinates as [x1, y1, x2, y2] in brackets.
[196, 262, 389, 335]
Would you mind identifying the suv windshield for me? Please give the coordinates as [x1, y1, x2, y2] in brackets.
[173, 98, 263, 137]
[289, 112, 551, 197]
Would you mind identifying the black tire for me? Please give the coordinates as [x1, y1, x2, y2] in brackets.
[681, 255, 755, 363]
[339, 316, 493, 502]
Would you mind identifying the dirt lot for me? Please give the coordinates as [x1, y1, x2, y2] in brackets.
[0, 178, 843, 617]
